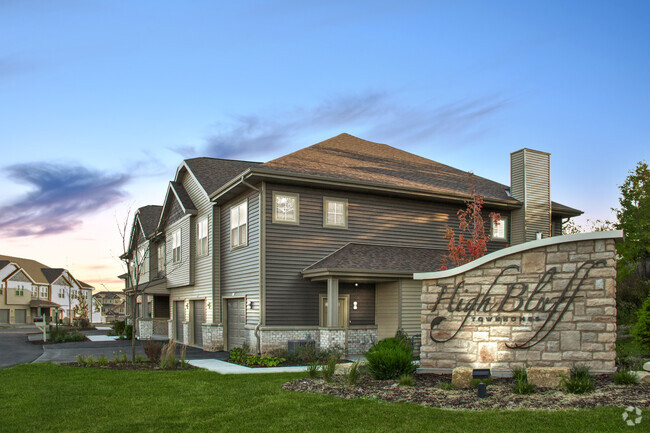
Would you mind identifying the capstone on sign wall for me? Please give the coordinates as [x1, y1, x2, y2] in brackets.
[417, 233, 621, 373]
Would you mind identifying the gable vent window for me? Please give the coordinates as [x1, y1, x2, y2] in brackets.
[230, 201, 248, 248]
[157, 243, 166, 275]
[324, 197, 348, 228]
[172, 229, 182, 263]
[273, 192, 299, 224]
[197, 216, 209, 256]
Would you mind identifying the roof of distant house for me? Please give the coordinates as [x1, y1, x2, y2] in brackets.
[303, 243, 447, 276]
[0, 254, 51, 284]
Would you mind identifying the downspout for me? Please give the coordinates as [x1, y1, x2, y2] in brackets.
[239, 175, 263, 355]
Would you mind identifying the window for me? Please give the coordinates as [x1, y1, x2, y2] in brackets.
[59, 288, 65, 299]
[323, 197, 348, 228]
[197, 216, 209, 256]
[230, 201, 248, 248]
[172, 229, 182, 263]
[273, 192, 299, 224]
[40, 286, 48, 298]
[16, 285, 24, 296]
[492, 216, 507, 240]
[31, 286, 38, 297]
[157, 243, 166, 274]
[138, 245, 148, 274]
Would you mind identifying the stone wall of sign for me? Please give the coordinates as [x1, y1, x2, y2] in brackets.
[419, 235, 619, 373]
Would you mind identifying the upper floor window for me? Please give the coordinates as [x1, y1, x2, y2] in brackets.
[323, 197, 348, 228]
[31, 286, 38, 297]
[59, 288, 65, 299]
[16, 285, 24, 296]
[197, 216, 209, 256]
[492, 215, 507, 241]
[273, 192, 299, 224]
[0, 283, 3, 294]
[137, 245, 148, 274]
[40, 286, 48, 298]
[157, 243, 166, 273]
[230, 201, 248, 248]
[172, 229, 182, 264]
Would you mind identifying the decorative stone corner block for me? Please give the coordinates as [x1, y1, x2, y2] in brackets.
[526, 367, 570, 388]
[451, 367, 473, 389]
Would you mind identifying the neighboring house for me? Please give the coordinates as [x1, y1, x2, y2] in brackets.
[92, 291, 126, 323]
[0, 255, 93, 325]
[121, 134, 581, 354]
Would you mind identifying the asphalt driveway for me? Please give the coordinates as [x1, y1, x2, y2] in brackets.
[0, 326, 44, 369]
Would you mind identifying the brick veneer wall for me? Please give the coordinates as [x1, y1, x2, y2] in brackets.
[419, 236, 619, 373]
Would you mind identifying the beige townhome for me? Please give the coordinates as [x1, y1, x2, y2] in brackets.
[0, 255, 93, 325]
[122, 134, 582, 354]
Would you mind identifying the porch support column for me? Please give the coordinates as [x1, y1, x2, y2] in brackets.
[142, 294, 149, 318]
[326, 277, 339, 328]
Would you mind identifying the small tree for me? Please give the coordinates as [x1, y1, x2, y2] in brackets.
[562, 218, 616, 235]
[441, 177, 499, 269]
[633, 291, 650, 351]
[614, 161, 650, 281]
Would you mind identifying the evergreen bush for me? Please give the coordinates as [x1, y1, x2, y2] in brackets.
[365, 336, 416, 380]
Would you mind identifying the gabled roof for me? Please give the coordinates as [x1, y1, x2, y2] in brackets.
[0, 260, 9, 271]
[262, 133, 517, 204]
[303, 243, 447, 278]
[551, 201, 583, 218]
[41, 268, 65, 284]
[183, 158, 262, 196]
[77, 280, 94, 289]
[0, 254, 50, 284]
[170, 181, 197, 212]
[137, 205, 163, 238]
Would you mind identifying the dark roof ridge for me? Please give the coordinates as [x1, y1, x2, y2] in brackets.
[184, 156, 261, 164]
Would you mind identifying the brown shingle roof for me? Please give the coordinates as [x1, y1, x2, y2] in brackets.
[0, 254, 50, 284]
[184, 158, 262, 196]
[137, 205, 163, 237]
[263, 133, 517, 204]
[303, 243, 447, 274]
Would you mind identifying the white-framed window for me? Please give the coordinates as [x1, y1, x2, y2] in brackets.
[16, 285, 24, 296]
[172, 229, 182, 263]
[59, 288, 65, 299]
[137, 245, 148, 274]
[492, 215, 507, 240]
[40, 286, 48, 298]
[230, 201, 248, 248]
[0, 282, 3, 295]
[197, 216, 209, 256]
[157, 243, 166, 274]
[273, 192, 299, 224]
[323, 197, 348, 228]
[31, 286, 38, 297]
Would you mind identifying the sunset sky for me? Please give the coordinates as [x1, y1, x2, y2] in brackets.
[2, 1, 649, 291]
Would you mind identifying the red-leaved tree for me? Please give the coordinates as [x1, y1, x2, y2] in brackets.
[441, 179, 500, 270]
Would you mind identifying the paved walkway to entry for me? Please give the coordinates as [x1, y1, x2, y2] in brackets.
[188, 359, 309, 374]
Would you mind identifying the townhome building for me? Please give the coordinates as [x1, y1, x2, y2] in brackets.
[92, 291, 126, 323]
[0, 255, 93, 325]
[122, 134, 581, 354]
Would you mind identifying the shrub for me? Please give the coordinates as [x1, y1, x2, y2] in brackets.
[512, 367, 535, 394]
[632, 291, 650, 351]
[160, 341, 178, 369]
[143, 341, 163, 364]
[229, 344, 251, 364]
[124, 325, 133, 340]
[321, 355, 338, 382]
[365, 337, 416, 380]
[113, 321, 126, 336]
[113, 351, 127, 363]
[75, 318, 91, 329]
[562, 365, 594, 394]
[613, 368, 639, 385]
[65, 331, 86, 342]
[96, 355, 108, 366]
[398, 374, 414, 386]
[438, 381, 455, 390]
[344, 360, 362, 386]
[306, 362, 320, 379]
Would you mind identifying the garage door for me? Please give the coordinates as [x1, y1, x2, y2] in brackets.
[14, 309, 26, 324]
[0, 309, 9, 323]
[192, 300, 205, 347]
[227, 299, 245, 351]
[174, 301, 185, 343]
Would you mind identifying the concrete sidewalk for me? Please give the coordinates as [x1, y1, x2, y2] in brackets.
[188, 359, 309, 374]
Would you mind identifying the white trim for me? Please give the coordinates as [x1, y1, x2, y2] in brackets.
[414, 230, 624, 280]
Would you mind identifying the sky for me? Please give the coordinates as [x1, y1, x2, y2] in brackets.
[1, 0, 649, 291]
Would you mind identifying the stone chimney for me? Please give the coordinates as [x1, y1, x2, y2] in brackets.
[510, 149, 551, 245]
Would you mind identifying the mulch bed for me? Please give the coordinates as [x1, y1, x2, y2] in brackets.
[283, 374, 650, 410]
[62, 361, 197, 371]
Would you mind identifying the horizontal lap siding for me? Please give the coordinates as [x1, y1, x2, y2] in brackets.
[375, 282, 399, 340]
[221, 191, 260, 326]
[400, 279, 422, 337]
[265, 184, 509, 326]
[166, 217, 191, 288]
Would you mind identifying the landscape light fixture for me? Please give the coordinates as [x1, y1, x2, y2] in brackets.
[473, 369, 491, 398]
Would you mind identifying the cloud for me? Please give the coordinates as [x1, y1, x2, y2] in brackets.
[177, 92, 507, 160]
[0, 162, 130, 237]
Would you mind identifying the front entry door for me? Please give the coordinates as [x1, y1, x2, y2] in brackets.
[227, 299, 245, 350]
[319, 295, 349, 328]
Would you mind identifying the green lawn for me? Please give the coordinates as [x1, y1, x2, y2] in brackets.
[0, 364, 643, 433]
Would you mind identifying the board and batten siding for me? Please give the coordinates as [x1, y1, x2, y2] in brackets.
[220, 190, 260, 326]
[179, 171, 213, 324]
[264, 183, 510, 326]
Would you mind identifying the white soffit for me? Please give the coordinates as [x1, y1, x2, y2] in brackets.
[413, 230, 624, 280]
